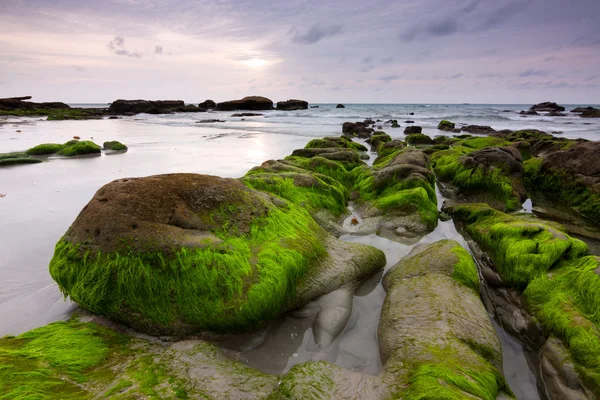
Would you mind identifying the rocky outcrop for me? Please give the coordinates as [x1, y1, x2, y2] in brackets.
[0, 97, 70, 110]
[216, 96, 273, 111]
[403, 125, 422, 134]
[461, 124, 496, 135]
[530, 102, 565, 112]
[571, 106, 597, 113]
[108, 99, 185, 115]
[581, 109, 600, 118]
[276, 99, 308, 110]
[198, 99, 216, 110]
[50, 173, 385, 336]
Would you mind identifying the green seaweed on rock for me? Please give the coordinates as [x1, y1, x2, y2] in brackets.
[57, 140, 101, 156]
[25, 143, 64, 155]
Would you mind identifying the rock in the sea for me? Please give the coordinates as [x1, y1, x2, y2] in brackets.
[276, 99, 308, 110]
[196, 119, 225, 123]
[310, 105, 319, 108]
[369, 133, 391, 152]
[437, 120, 456, 131]
[547, 111, 567, 117]
[403, 125, 422, 134]
[520, 110, 539, 115]
[405, 133, 433, 145]
[102, 141, 127, 151]
[0, 97, 70, 110]
[231, 113, 262, 117]
[580, 109, 600, 118]
[461, 124, 496, 135]
[342, 121, 374, 138]
[216, 96, 273, 111]
[336, 104, 345, 108]
[198, 99, 216, 110]
[571, 106, 597, 113]
[530, 102, 565, 112]
[108, 99, 185, 115]
[404, 120, 414, 123]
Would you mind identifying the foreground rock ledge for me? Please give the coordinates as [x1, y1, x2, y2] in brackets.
[49, 173, 385, 336]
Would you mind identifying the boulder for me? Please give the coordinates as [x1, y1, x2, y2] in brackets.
[571, 106, 597, 113]
[461, 125, 496, 135]
[580, 109, 600, 118]
[276, 99, 308, 110]
[530, 102, 565, 112]
[405, 133, 433, 145]
[216, 96, 273, 111]
[341, 121, 374, 138]
[310, 105, 319, 108]
[0, 97, 70, 110]
[198, 99, 216, 110]
[50, 173, 385, 336]
[336, 104, 345, 108]
[108, 99, 185, 115]
[102, 141, 127, 151]
[403, 125, 422, 134]
[231, 113, 262, 117]
[437, 120, 455, 131]
[520, 110, 539, 115]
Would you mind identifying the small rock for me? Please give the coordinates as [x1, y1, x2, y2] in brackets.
[336, 104, 345, 108]
[196, 119, 225, 123]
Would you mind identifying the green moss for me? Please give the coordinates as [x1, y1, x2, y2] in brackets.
[274, 361, 335, 399]
[57, 140, 101, 156]
[524, 256, 600, 391]
[405, 133, 433, 145]
[451, 245, 479, 291]
[450, 204, 588, 288]
[0, 108, 103, 120]
[525, 157, 600, 223]
[348, 141, 368, 152]
[25, 143, 64, 155]
[437, 120, 455, 130]
[0, 157, 42, 166]
[103, 141, 128, 151]
[459, 136, 510, 150]
[50, 201, 327, 333]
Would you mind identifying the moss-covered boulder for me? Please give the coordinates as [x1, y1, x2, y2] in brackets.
[437, 119, 456, 132]
[405, 133, 433, 145]
[102, 140, 127, 151]
[50, 173, 384, 336]
[0, 152, 43, 167]
[57, 140, 101, 156]
[368, 132, 391, 152]
[353, 147, 438, 235]
[25, 143, 64, 155]
[379, 240, 512, 399]
[446, 203, 600, 394]
[525, 141, 600, 223]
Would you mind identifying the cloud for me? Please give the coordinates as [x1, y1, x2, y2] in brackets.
[519, 69, 549, 77]
[381, 56, 395, 64]
[108, 36, 142, 58]
[447, 73, 464, 79]
[585, 74, 599, 81]
[379, 74, 403, 83]
[462, 0, 480, 14]
[72, 65, 85, 72]
[154, 45, 163, 54]
[543, 56, 555, 62]
[545, 81, 577, 89]
[426, 18, 459, 37]
[477, 73, 505, 79]
[482, 1, 529, 30]
[291, 24, 343, 44]
[362, 56, 373, 64]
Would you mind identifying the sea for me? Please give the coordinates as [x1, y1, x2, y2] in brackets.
[1, 103, 598, 399]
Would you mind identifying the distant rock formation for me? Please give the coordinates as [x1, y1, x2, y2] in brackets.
[216, 96, 273, 111]
[276, 99, 308, 110]
[0, 96, 70, 110]
[198, 99, 216, 111]
[529, 102, 565, 112]
[108, 99, 184, 115]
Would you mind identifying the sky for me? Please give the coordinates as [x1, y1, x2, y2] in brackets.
[0, 0, 599, 104]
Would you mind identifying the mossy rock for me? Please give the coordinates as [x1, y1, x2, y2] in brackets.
[0, 156, 43, 166]
[25, 143, 64, 155]
[369, 133, 392, 152]
[57, 140, 101, 156]
[437, 119, 456, 131]
[102, 140, 127, 151]
[405, 133, 433, 145]
[379, 240, 511, 399]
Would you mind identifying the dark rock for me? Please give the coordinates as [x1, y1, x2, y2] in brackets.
[336, 104, 345, 108]
[276, 99, 308, 110]
[530, 102, 565, 112]
[547, 111, 567, 117]
[231, 113, 262, 117]
[580, 109, 600, 118]
[310, 105, 319, 108]
[403, 126, 422, 134]
[108, 99, 185, 115]
[216, 96, 273, 111]
[404, 120, 414, 124]
[405, 133, 433, 145]
[570, 106, 597, 113]
[342, 121, 374, 138]
[198, 100, 216, 110]
[408, 112, 414, 115]
[461, 125, 496, 135]
[196, 119, 225, 123]
[176, 105, 202, 113]
[107, 116, 120, 120]
[520, 110, 539, 115]
[0, 97, 70, 110]
[437, 120, 455, 132]
[363, 119, 375, 125]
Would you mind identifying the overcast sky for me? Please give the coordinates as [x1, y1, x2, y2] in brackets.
[0, 0, 599, 104]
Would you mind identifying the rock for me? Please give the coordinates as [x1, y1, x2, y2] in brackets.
[336, 104, 345, 108]
[369, 133, 392, 152]
[404, 120, 414, 123]
[571, 106, 597, 113]
[520, 110, 539, 115]
[196, 119, 225, 123]
[408, 112, 414, 115]
[108, 99, 185, 115]
[49, 173, 384, 336]
[530, 102, 565, 112]
[198, 99, 216, 110]
[391, 120, 400, 128]
[176, 105, 202, 112]
[547, 111, 567, 116]
[276, 99, 308, 110]
[102, 141, 127, 151]
[379, 240, 507, 398]
[231, 113, 262, 117]
[341, 121, 374, 138]
[107, 116, 119, 119]
[57, 140, 102, 157]
[310, 105, 319, 108]
[437, 120, 455, 131]
[403, 126, 422, 134]
[363, 119, 375, 125]
[461, 125, 496, 135]
[580, 109, 600, 118]
[405, 133, 433, 145]
[0, 97, 70, 110]
[216, 96, 273, 111]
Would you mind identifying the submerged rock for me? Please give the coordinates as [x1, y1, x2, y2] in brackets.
[216, 96, 273, 111]
[276, 99, 308, 110]
[571, 106, 597, 113]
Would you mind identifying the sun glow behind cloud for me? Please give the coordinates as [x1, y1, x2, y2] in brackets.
[242, 58, 268, 68]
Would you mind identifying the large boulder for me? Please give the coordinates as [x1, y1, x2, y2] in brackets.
[403, 125, 422, 134]
[198, 99, 216, 110]
[341, 121, 374, 138]
[216, 96, 273, 111]
[108, 99, 185, 114]
[437, 120, 456, 132]
[49, 173, 384, 336]
[276, 99, 308, 110]
[529, 102, 565, 112]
